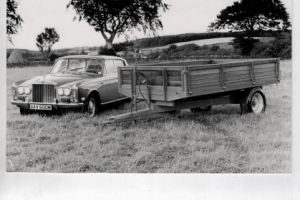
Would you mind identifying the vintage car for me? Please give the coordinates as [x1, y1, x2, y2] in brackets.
[11, 55, 130, 117]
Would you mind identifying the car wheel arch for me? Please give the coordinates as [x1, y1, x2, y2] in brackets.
[87, 90, 101, 105]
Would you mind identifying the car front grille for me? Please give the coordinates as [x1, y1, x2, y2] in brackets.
[32, 84, 55, 103]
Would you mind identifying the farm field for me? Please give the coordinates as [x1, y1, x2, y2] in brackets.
[140, 37, 274, 52]
[6, 60, 292, 173]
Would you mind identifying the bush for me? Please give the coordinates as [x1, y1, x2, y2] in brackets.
[98, 46, 117, 56]
[249, 32, 291, 59]
[168, 44, 177, 51]
[250, 42, 272, 58]
[210, 45, 220, 52]
[231, 36, 259, 55]
[49, 53, 60, 62]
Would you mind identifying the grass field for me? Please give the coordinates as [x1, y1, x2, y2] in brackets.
[6, 60, 292, 173]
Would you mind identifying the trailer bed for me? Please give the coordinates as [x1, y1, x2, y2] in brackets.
[118, 59, 280, 102]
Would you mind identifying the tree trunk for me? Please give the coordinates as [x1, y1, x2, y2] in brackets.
[106, 40, 113, 49]
[105, 33, 116, 49]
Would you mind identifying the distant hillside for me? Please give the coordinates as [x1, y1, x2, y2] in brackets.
[6, 30, 283, 60]
[133, 31, 276, 48]
[139, 37, 274, 56]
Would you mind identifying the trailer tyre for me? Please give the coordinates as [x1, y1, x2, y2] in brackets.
[249, 91, 266, 114]
[190, 106, 212, 113]
[240, 88, 266, 115]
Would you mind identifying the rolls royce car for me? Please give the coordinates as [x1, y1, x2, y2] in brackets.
[11, 55, 130, 117]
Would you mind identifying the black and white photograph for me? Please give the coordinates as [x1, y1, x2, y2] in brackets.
[1, 0, 299, 199]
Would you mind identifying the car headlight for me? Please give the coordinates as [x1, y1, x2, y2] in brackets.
[17, 87, 24, 94]
[24, 86, 31, 94]
[57, 88, 64, 96]
[57, 87, 71, 96]
[63, 88, 71, 96]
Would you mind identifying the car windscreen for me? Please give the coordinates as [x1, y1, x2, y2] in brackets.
[51, 59, 104, 75]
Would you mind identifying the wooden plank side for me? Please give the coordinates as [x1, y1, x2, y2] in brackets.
[254, 68, 276, 74]
[224, 71, 251, 77]
[122, 80, 132, 85]
[167, 76, 181, 81]
[190, 68, 220, 75]
[223, 65, 249, 72]
[255, 71, 276, 77]
[136, 70, 162, 76]
[121, 84, 183, 92]
[140, 60, 212, 67]
[255, 75, 277, 81]
[224, 74, 251, 81]
[167, 71, 181, 76]
[190, 78, 220, 85]
[190, 73, 220, 81]
[254, 63, 275, 70]
[168, 81, 182, 87]
[255, 78, 278, 86]
[135, 90, 186, 101]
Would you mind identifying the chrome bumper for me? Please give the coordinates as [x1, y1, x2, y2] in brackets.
[10, 100, 84, 109]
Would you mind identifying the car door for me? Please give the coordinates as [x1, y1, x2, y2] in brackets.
[104, 59, 119, 102]
[114, 59, 128, 99]
[80, 59, 108, 103]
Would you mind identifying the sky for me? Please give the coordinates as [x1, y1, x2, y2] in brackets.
[6, 0, 293, 50]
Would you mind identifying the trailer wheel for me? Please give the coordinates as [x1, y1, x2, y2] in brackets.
[190, 106, 212, 113]
[240, 88, 266, 115]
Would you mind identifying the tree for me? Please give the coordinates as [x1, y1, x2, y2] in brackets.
[36, 28, 60, 61]
[168, 44, 177, 53]
[208, 0, 291, 55]
[210, 45, 220, 52]
[7, 0, 23, 43]
[67, 0, 169, 49]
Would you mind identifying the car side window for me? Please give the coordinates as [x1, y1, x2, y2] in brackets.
[105, 60, 116, 75]
[86, 60, 103, 75]
[114, 60, 125, 67]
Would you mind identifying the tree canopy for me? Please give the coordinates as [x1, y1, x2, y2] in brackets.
[208, 0, 290, 35]
[67, 0, 169, 49]
[7, 0, 23, 43]
[36, 28, 60, 60]
[208, 0, 291, 55]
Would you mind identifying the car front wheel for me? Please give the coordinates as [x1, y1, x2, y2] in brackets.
[86, 94, 99, 117]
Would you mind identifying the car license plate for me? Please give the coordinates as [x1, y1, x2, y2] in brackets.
[30, 104, 52, 110]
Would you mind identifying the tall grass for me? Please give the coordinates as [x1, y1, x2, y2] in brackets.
[6, 61, 292, 173]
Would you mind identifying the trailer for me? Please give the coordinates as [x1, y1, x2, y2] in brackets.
[104, 59, 280, 123]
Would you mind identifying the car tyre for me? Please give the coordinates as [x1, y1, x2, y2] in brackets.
[86, 94, 99, 117]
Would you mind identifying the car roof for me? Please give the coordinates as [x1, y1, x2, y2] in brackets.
[58, 55, 126, 60]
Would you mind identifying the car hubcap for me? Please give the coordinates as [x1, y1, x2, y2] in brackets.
[251, 93, 264, 114]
